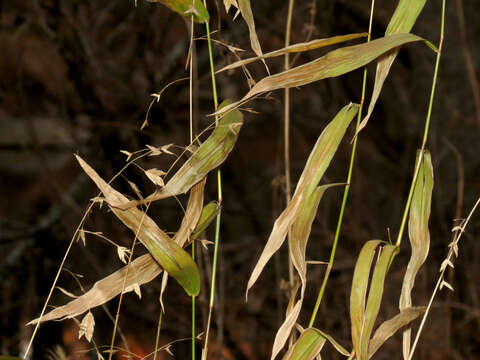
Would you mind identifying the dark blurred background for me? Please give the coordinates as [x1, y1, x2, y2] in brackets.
[1, 0, 480, 359]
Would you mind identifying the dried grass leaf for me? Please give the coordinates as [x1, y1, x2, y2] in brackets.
[237, 0, 266, 66]
[217, 33, 368, 73]
[271, 184, 343, 358]
[78, 311, 95, 343]
[147, 0, 209, 23]
[368, 307, 425, 359]
[290, 184, 342, 289]
[271, 301, 302, 360]
[399, 150, 433, 359]
[358, 0, 427, 133]
[247, 103, 358, 298]
[28, 254, 161, 324]
[113, 100, 243, 210]
[76, 156, 200, 296]
[223, 0, 238, 14]
[217, 34, 422, 115]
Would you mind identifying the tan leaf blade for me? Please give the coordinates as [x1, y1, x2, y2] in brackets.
[271, 301, 303, 360]
[290, 183, 344, 288]
[368, 306, 426, 359]
[28, 254, 162, 324]
[76, 155, 200, 296]
[173, 178, 207, 247]
[223, 0, 238, 14]
[217, 34, 422, 115]
[237, 0, 266, 67]
[272, 184, 343, 359]
[358, 0, 427, 134]
[147, 0, 209, 23]
[400, 150, 433, 359]
[246, 103, 358, 298]
[217, 33, 368, 73]
[113, 100, 243, 210]
[282, 328, 326, 360]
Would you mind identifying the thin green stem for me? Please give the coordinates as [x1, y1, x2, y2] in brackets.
[395, 0, 445, 248]
[308, 0, 375, 328]
[202, 1, 222, 359]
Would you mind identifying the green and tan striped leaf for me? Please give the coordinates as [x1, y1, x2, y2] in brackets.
[358, 0, 427, 133]
[400, 150, 433, 359]
[282, 328, 326, 360]
[282, 328, 349, 360]
[246, 103, 359, 298]
[350, 241, 398, 360]
[217, 33, 368, 73]
[113, 100, 243, 210]
[217, 34, 422, 115]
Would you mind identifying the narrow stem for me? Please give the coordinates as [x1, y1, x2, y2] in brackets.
[395, 0, 445, 247]
[153, 310, 163, 360]
[308, 0, 375, 327]
[284, 0, 295, 306]
[189, 14, 196, 360]
[202, 1, 222, 358]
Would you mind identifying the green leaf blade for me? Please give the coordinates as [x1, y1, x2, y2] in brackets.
[76, 156, 200, 296]
[148, 0, 209, 22]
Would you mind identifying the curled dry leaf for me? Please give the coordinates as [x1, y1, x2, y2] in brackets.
[217, 34, 423, 116]
[234, 0, 266, 70]
[350, 241, 398, 360]
[75, 155, 200, 296]
[147, 0, 209, 23]
[112, 100, 243, 210]
[358, 0, 427, 134]
[247, 103, 358, 298]
[223, 0, 238, 13]
[28, 253, 162, 324]
[271, 301, 302, 360]
[78, 311, 95, 343]
[399, 150, 433, 360]
[217, 33, 368, 73]
[29, 178, 209, 325]
[272, 184, 344, 359]
[368, 306, 425, 359]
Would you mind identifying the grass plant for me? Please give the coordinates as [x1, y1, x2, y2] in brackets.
[18, 1, 480, 359]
